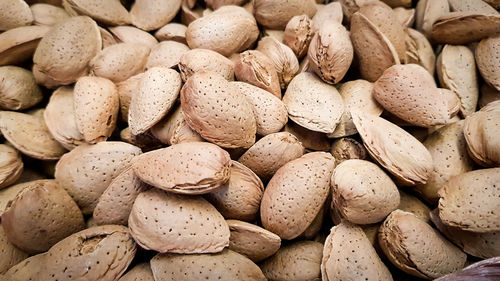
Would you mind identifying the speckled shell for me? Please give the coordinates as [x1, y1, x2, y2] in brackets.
[415, 0, 449, 38]
[284, 121, 331, 151]
[0, 25, 50, 66]
[256, 36, 299, 89]
[30, 4, 69, 26]
[450, 0, 498, 13]
[130, 0, 182, 31]
[476, 35, 500, 92]
[253, 0, 317, 29]
[0, 223, 28, 274]
[117, 72, 143, 123]
[393, 7, 415, 27]
[151, 105, 203, 145]
[227, 220, 281, 262]
[155, 23, 187, 43]
[146, 41, 190, 69]
[405, 28, 435, 76]
[0, 66, 42, 111]
[235, 50, 282, 98]
[398, 191, 431, 223]
[179, 48, 234, 82]
[0, 145, 23, 190]
[329, 137, 367, 163]
[463, 105, 500, 166]
[283, 15, 314, 59]
[431, 12, 500, 45]
[0, 253, 45, 281]
[0, 182, 31, 217]
[0, 0, 33, 31]
[63, 0, 131, 25]
[109, 25, 158, 49]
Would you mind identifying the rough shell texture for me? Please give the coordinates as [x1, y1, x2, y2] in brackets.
[449, 0, 498, 13]
[398, 191, 431, 223]
[476, 35, 500, 92]
[253, 0, 317, 29]
[393, 7, 415, 27]
[235, 50, 282, 98]
[30, 4, 70, 26]
[0, 182, 31, 217]
[118, 262, 154, 281]
[405, 28, 435, 76]
[54, 141, 141, 215]
[463, 106, 500, 166]
[0, 66, 42, 111]
[63, 0, 131, 25]
[0, 0, 33, 31]
[109, 26, 158, 49]
[313, 2, 343, 28]
[431, 12, 500, 45]
[283, 15, 314, 59]
[0, 144, 23, 190]
[155, 23, 187, 43]
[284, 121, 331, 151]
[130, 0, 182, 31]
[128, 188, 230, 253]
[415, 0, 449, 38]
[329, 137, 367, 163]
[146, 41, 190, 69]
[227, 220, 281, 262]
[0, 25, 50, 66]
[117, 73, 143, 122]
[179, 48, 234, 82]
[257, 36, 299, 89]
[261, 152, 335, 240]
[1, 253, 45, 281]
[0, 223, 28, 274]
[338, 0, 379, 22]
[150, 105, 203, 145]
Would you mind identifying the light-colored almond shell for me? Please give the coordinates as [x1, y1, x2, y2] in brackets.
[63, 0, 130, 25]
[118, 262, 154, 281]
[415, 0, 449, 38]
[284, 121, 331, 151]
[109, 25, 158, 49]
[256, 36, 299, 89]
[146, 41, 190, 69]
[0, 66, 42, 111]
[0, 223, 28, 274]
[393, 7, 415, 27]
[405, 28, 435, 76]
[0, 25, 50, 66]
[179, 48, 234, 82]
[253, 0, 317, 29]
[448, 0, 498, 14]
[0, 182, 32, 217]
[338, 0, 379, 23]
[235, 50, 282, 98]
[398, 190, 431, 223]
[0, 253, 45, 281]
[150, 105, 203, 145]
[155, 23, 187, 43]
[117, 72, 143, 123]
[476, 35, 500, 92]
[312, 2, 343, 29]
[30, 4, 69, 26]
[283, 15, 315, 59]
[131, 0, 182, 31]
[464, 107, 500, 166]
[431, 12, 500, 45]
[0, 0, 33, 31]
[0, 145, 23, 190]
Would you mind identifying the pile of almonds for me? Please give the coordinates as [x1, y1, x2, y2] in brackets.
[0, 0, 499, 280]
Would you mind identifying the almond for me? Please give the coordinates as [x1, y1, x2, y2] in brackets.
[398, 190, 431, 223]
[235, 50, 282, 98]
[0, 182, 31, 217]
[227, 220, 281, 262]
[0, 253, 44, 281]
[253, 0, 317, 29]
[109, 25, 158, 49]
[118, 263, 154, 281]
[150, 105, 203, 145]
[330, 137, 367, 163]
[415, 0, 449, 38]
[0, 25, 50, 66]
[62, 0, 131, 25]
[178, 48, 234, 82]
[283, 15, 314, 59]
[405, 28, 435, 75]
[476, 34, 500, 92]
[131, 0, 182, 31]
[0, 145, 23, 190]
[0, 66, 42, 111]
[338, 0, 379, 23]
[117, 72, 143, 122]
[284, 121, 331, 151]
[155, 23, 187, 44]
[146, 41, 190, 69]
[448, 0, 498, 14]
[30, 4, 69, 26]
[0, 223, 28, 274]
[312, 2, 343, 29]
[99, 26, 118, 48]
[393, 7, 415, 28]
[463, 105, 500, 166]
[0, 0, 33, 30]
[431, 12, 500, 44]
[256, 36, 299, 89]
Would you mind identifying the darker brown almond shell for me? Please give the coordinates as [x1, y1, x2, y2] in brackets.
[1, 253, 46, 281]
[431, 12, 500, 45]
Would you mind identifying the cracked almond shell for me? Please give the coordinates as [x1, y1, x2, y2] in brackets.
[476, 34, 500, 92]
[235, 50, 282, 99]
[431, 12, 500, 45]
[253, 0, 317, 29]
[330, 137, 367, 163]
[463, 105, 500, 166]
[0, 0, 33, 31]
[256, 36, 299, 89]
[0, 144, 23, 190]
[283, 15, 314, 59]
[0, 223, 28, 274]
[0, 66, 43, 111]
[131, 0, 182, 31]
[0, 25, 50, 66]
[63, 0, 130, 25]
[179, 48, 234, 82]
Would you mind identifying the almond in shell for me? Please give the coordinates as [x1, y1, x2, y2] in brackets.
[284, 121, 331, 151]
[0, 66, 42, 111]
[463, 105, 500, 166]
[415, 0, 449, 38]
[118, 263, 154, 281]
[117, 72, 143, 122]
[283, 15, 314, 59]
[179, 48, 234, 82]
[256, 36, 299, 89]
[0, 0, 33, 31]
[405, 28, 435, 75]
[30, 3, 69, 26]
[329, 137, 367, 163]
[0, 223, 28, 274]
[312, 2, 343, 29]
[155, 23, 187, 44]
[1, 253, 45, 281]
[0, 145, 23, 190]
[109, 25, 158, 49]
[235, 50, 282, 98]
[131, 0, 182, 31]
[62, 0, 131, 25]
[253, 0, 317, 29]
[0, 25, 50, 66]
[146, 41, 190, 69]
[398, 190, 431, 223]
[431, 12, 500, 44]
[476, 34, 500, 92]
[448, 0, 498, 14]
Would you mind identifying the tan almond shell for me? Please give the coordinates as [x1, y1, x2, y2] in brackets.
[331, 159, 400, 224]
[350, 12, 400, 82]
[63, 0, 130, 25]
[299, 203, 326, 239]
[479, 84, 500, 108]
[186, 6, 259, 57]
[0, 253, 45, 281]
[1, 179, 85, 254]
[393, 7, 415, 28]
[260, 241, 323, 281]
[0, 182, 32, 217]
[464, 108, 500, 166]
[99, 26, 118, 48]
[232, 81, 288, 136]
[352, 112, 433, 186]
[283, 15, 314, 59]
[284, 121, 331, 151]
[205, 161, 263, 221]
[0, 144, 23, 190]
[227, 220, 281, 263]
[179, 48, 234, 82]
[118, 262, 154, 281]
[117, 72, 143, 122]
[93, 167, 150, 226]
[44, 86, 85, 150]
[150, 105, 203, 145]
[338, 0, 379, 23]
[150, 249, 266, 281]
[130, 0, 182, 31]
[253, 0, 317, 29]
[0, 66, 42, 111]
[181, 71, 257, 149]
[261, 152, 335, 240]
[448, 0, 498, 14]
[283, 72, 344, 134]
[0, 25, 50, 66]
[405, 28, 435, 76]
[146, 41, 190, 69]
[109, 25, 158, 49]
[312, 2, 343, 29]
[438, 168, 500, 232]
[132, 142, 231, 194]
[397, 190, 431, 223]
[322, 222, 393, 281]
[256, 36, 299, 89]
[128, 188, 229, 253]
[155, 23, 187, 44]
[180, 1, 203, 25]
[33, 16, 102, 87]
[476, 35, 500, 92]
[0, 111, 67, 160]
[30, 3, 69, 26]
[54, 141, 141, 214]
[414, 121, 474, 205]
[0, 223, 28, 274]
[74, 76, 119, 143]
[0, 0, 33, 31]
[329, 137, 367, 163]
[238, 132, 304, 181]
[431, 12, 500, 45]
[40, 225, 136, 281]
[415, 0, 449, 39]
[235, 50, 282, 98]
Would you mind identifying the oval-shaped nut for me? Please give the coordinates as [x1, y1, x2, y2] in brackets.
[350, 12, 400, 82]
[415, 0, 449, 39]
[0, 111, 67, 160]
[130, 0, 182, 31]
[405, 28, 435, 76]
[448, 0, 498, 14]
[283, 15, 314, 59]
[155, 23, 187, 43]
[285, 121, 331, 151]
[151, 249, 266, 280]
[1, 253, 44, 281]
[74, 76, 119, 143]
[322, 222, 393, 281]
[283, 72, 344, 134]
[0, 182, 33, 217]
[181, 71, 257, 148]
[1, 180, 85, 254]
[0, 0, 33, 31]
[253, 0, 317, 29]
[109, 25, 158, 49]
[227, 220, 281, 263]
[232, 82, 287, 136]
[352, 112, 433, 186]
[330, 137, 367, 163]
[186, 6, 259, 57]
[33, 16, 101, 87]
[464, 107, 500, 166]
[398, 191, 431, 223]
[256, 37, 299, 89]
[261, 241, 323, 281]
[235, 50, 281, 98]
[63, 0, 130, 25]
[30, 4, 69, 26]
[118, 263, 154, 281]
[338, 0, 379, 22]
[414, 121, 474, 205]
[93, 167, 150, 226]
[394, 7, 415, 27]
[179, 48, 234, 82]
[133, 142, 231, 194]
[0, 66, 42, 111]
[54, 141, 141, 214]
[151, 105, 203, 145]
[205, 161, 263, 221]
[476, 35, 500, 92]
[261, 152, 335, 240]
[431, 12, 500, 45]
[313, 2, 343, 29]
[0, 25, 50, 66]
[379, 210, 467, 279]
[117, 72, 143, 122]
[146, 41, 190, 70]
[0, 223, 28, 274]
[0, 145, 23, 190]
[331, 159, 400, 224]
[99, 26, 118, 48]
[40, 225, 136, 281]
[373, 64, 455, 127]
[308, 21, 353, 84]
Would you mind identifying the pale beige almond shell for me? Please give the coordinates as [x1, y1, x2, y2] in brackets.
[405, 28, 435, 76]
[448, 0, 498, 14]
[283, 15, 315, 59]
[0, 182, 32, 217]
[238, 132, 305, 181]
[337, 0, 379, 23]
[398, 190, 431, 223]
[260, 241, 323, 281]
[128, 67, 181, 135]
[0, 25, 50, 66]
[40, 225, 136, 281]
[256, 36, 299, 89]
[180, 1, 203, 25]
[150, 105, 203, 145]
[382, 0, 411, 8]
[415, 0, 449, 39]
[232, 82, 288, 136]
[430, 209, 500, 259]
[109, 25, 158, 49]
[74, 76, 119, 143]
[63, 0, 130, 25]
[99, 26, 118, 48]
[33, 16, 102, 87]
[128, 188, 229, 253]
[438, 168, 500, 232]
[352, 112, 433, 186]
[253, 0, 317, 29]
[312, 2, 343, 29]
[393, 7, 415, 28]
[414, 121, 474, 205]
[205, 0, 248, 10]
[44, 86, 85, 150]
[227, 220, 281, 263]
[476, 35, 500, 92]
[0, 111, 67, 160]
[331, 159, 400, 225]
[283, 72, 344, 134]
[178, 48, 235, 82]
[308, 21, 353, 85]
[90, 43, 150, 83]
[261, 29, 283, 43]
[131, 0, 182, 31]
[181, 71, 257, 149]
[186, 6, 259, 57]
[0, 253, 45, 281]
[431, 12, 500, 45]
[117, 72, 143, 122]
[1, 179, 85, 254]
[0, 223, 28, 274]
[118, 262, 154, 281]
[464, 108, 500, 166]
[350, 12, 400, 82]
[155, 23, 187, 44]
[0, 145, 23, 190]
[54, 141, 141, 215]
[146, 41, 190, 69]
[284, 121, 331, 151]
[299, 203, 326, 240]
[0, 0, 33, 31]
[261, 152, 335, 240]
[0, 66, 42, 111]
[329, 137, 367, 163]
[150, 249, 266, 281]
[235, 50, 282, 99]
[322, 222, 393, 281]
[93, 167, 150, 226]
[30, 3, 69, 26]
[205, 161, 263, 222]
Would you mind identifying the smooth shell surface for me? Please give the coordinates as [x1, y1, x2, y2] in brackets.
[63, 0, 131, 25]
[476, 35, 500, 92]
[0, 0, 33, 31]
[253, 0, 317, 29]
[0, 66, 42, 111]
[227, 220, 281, 262]
[130, 0, 182, 31]
[464, 106, 500, 166]
[431, 12, 500, 45]
[0, 144, 23, 190]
